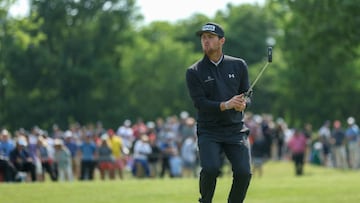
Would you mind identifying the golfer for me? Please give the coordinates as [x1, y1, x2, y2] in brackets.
[186, 22, 252, 203]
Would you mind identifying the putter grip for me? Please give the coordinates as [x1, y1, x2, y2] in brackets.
[268, 47, 272, 62]
[244, 89, 253, 98]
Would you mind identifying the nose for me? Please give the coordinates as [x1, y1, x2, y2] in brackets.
[201, 37, 209, 44]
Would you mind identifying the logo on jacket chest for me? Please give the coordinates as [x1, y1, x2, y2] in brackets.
[204, 73, 236, 83]
[204, 76, 215, 83]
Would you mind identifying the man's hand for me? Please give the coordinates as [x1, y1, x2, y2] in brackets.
[222, 94, 246, 111]
[233, 94, 246, 111]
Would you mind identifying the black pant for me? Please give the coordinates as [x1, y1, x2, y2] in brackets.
[160, 157, 173, 178]
[41, 161, 57, 181]
[80, 160, 96, 180]
[197, 129, 252, 203]
[13, 161, 36, 181]
[0, 159, 17, 182]
[292, 153, 304, 176]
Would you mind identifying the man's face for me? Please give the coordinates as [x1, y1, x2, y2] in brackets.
[201, 32, 224, 55]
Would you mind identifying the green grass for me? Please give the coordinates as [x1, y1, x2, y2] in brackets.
[1, 161, 359, 203]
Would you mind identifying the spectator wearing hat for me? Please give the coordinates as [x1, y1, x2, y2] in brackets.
[63, 130, 79, 179]
[54, 139, 72, 181]
[0, 129, 17, 182]
[36, 136, 57, 181]
[132, 134, 152, 177]
[9, 138, 36, 182]
[117, 119, 135, 150]
[345, 117, 360, 169]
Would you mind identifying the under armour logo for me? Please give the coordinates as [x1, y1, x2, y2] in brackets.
[228, 74, 235, 78]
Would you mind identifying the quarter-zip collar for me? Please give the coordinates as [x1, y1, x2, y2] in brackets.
[204, 54, 224, 67]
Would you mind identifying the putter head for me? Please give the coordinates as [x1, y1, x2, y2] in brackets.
[268, 47, 272, 63]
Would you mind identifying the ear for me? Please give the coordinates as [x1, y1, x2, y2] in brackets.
[220, 37, 225, 44]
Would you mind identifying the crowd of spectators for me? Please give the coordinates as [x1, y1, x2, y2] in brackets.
[0, 111, 359, 183]
[246, 114, 360, 177]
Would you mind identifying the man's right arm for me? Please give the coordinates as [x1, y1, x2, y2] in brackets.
[186, 69, 222, 112]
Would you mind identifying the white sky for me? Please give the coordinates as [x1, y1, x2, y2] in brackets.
[10, 0, 264, 23]
[136, 0, 265, 23]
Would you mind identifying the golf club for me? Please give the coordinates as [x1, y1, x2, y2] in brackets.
[244, 46, 273, 98]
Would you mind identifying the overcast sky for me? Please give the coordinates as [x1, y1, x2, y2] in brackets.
[10, 0, 264, 23]
[136, 0, 265, 23]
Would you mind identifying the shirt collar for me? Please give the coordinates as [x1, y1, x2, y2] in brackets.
[210, 54, 224, 66]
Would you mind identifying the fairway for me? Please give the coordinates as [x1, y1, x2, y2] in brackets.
[1, 161, 359, 203]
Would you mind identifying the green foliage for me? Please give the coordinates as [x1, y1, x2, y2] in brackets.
[274, 0, 360, 127]
[120, 22, 198, 120]
[1, 0, 141, 129]
[1, 0, 359, 130]
[215, 3, 275, 65]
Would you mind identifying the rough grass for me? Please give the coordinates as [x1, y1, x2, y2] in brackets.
[1, 161, 359, 203]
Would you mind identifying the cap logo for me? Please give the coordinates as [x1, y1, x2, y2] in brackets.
[202, 25, 216, 32]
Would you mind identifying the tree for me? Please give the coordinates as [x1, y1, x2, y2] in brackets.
[120, 22, 198, 120]
[0, 0, 47, 129]
[2, 0, 141, 129]
[215, 3, 275, 65]
[274, 0, 360, 127]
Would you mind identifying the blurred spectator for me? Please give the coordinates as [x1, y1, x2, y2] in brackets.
[78, 134, 97, 180]
[51, 124, 64, 139]
[345, 117, 359, 169]
[54, 139, 72, 181]
[0, 129, 15, 157]
[331, 120, 348, 169]
[181, 135, 198, 178]
[95, 121, 106, 138]
[309, 137, 324, 166]
[273, 118, 286, 160]
[159, 133, 178, 178]
[251, 134, 268, 177]
[27, 127, 42, 179]
[0, 129, 17, 182]
[117, 119, 134, 151]
[132, 134, 152, 177]
[287, 129, 307, 176]
[10, 138, 36, 181]
[107, 129, 125, 179]
[63, 130, 79, 179]
[318, 120, 332, 167]
[178, 116, 196, 143]
[261, 115, 274, 159]
[36, 136, 57, 181]
[303, 123, 314, 162]
[169, 151, 182, 178]
[132, 118, 147, 140]
[97, 134, 115, 180]
[147, 128, 161, 178]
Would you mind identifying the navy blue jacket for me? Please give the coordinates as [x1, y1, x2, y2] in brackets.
[186, 54, 249, 131]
